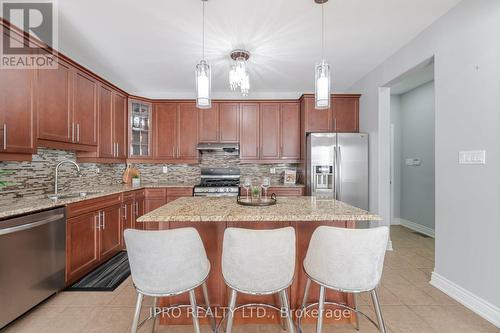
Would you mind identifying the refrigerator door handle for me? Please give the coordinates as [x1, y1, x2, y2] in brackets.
[337, 146, 342, 201]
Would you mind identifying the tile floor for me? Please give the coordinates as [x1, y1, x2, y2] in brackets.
[2, 226, 499, 333]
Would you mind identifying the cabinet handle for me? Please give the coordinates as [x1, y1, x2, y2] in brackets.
[123, 204, 127, 220]
[71, 123, 75, 142]
[95, 213, 100, 230]
[76, 123, 80, 142]
[135, 201, 139, 216]
[333, 119, 337, 132]
[172, 146, 175, 157]
[116, 143, 119, 157]
[3, 124, 6, 150]
[101, 211, 106, 229]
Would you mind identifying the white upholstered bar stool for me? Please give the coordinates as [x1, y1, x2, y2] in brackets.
[221, 227, 296, 333]
[124, 228, 215, 333]
[298, 226, 389, 333]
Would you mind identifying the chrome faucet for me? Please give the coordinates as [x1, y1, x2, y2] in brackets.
[54, 160, 81, 196]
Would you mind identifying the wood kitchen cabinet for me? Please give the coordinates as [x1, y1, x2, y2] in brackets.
[113, 92, 127, 158]
[0, 67, 36, 160]
[260, 103, 281, 160]
[154, 102, 177, 160]
[198, 102, 239, 143]
[37, 59, 98, 151]
[129, 99, 153, 160]
[301, 94, 360, 133]
[98, 85, 114, 158]
[178, 103, 198, 160]
[65, 194, 123, 285]
[239, 103, 260, 161]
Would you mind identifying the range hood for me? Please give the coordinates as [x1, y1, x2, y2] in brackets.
[196, 143, 240, 153]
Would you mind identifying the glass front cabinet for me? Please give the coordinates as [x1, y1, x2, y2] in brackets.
[128, 99, 152, 159]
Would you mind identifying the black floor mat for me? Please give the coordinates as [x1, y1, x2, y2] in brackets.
[66, 251, 130, 291]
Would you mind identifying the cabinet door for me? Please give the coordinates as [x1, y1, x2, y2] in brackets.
[219, 103, 239, 143]
[99, 204, 122, 261]
[154, 103, 177, 159]
[333, 97, 359, 132]
[198, 103, 218, 143]
[73, 70, 97, 146]
[66, 212, 99, 282]
[113, 92, 127, 158]
[0, 68, 35, 153]
[178, 103, 198, 160]
[239, 103, 260, 160]
[260, 103, 280, 160]
[98, 85, 113, 157]
[280, 103, 301, 160]
[37, 60, 72, 142]
[303, 97, 331, 132]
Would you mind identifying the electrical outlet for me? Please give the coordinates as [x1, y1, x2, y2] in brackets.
[459, 150, 486, 165]
[95, 167, 100, 174]
[162, 166, 168, 174]
[270, 167, 276, 174]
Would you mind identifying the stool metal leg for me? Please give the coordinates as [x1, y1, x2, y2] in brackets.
[370, 289, 387, 333]
[301, 278, 311, 310]
[131, 292, 144, 333]
[151, 297, 157, 333]
[189, 289, 201, 333]
[316, 286, 325, 333]
[225, 289, 238, 333]
[202, 282, 216, 332]
[278, 293, 287, 331]
[353, 293, 360, 331]
[279, 290, 296, 333]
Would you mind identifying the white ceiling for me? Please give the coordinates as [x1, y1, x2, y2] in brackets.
[57, 0, 461, 99]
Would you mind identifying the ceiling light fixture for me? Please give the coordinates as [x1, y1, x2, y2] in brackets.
[195, 0, 211, 109]
[314, 0, 331, 110]
[229, 49, 250, 96]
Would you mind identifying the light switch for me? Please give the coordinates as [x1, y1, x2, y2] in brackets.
[270, 167, 276, 174]
[459, 150, 486, 165]
[405, 158, 421, 166]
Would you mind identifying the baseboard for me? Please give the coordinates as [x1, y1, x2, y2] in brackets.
[399, 218, 435, 238]
[431, 272, 500, 328]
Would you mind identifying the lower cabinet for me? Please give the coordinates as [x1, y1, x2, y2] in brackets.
[65, 194, 122, 285]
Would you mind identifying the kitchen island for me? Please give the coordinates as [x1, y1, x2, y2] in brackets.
[137, 196, 381, 326]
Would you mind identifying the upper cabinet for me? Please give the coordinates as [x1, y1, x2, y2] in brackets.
[0, 67, 36, 160]
[37, 60, 98, 151]
[177, 103, 198, 160]
[280, 103, 301, 160]
[154, 102, 177, 160]
[301, 94, 360, 133]
[239, 103, 260, 161]
[198, 102, 239, 143]
[113, 92, 127, 159]
[128, 99, 152, 160]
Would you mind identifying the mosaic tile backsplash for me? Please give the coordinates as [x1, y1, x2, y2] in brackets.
[0, 149, 301, 200]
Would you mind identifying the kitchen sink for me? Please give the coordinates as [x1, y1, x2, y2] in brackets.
[47, 191, 103, 201]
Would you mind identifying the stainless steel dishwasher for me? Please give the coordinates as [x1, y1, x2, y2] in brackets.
[0, 208, 66, 329]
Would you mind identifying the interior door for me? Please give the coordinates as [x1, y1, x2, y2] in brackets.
[154, 103, 177, 159]
[336, 133, 368, 210]
[99, 204, 122, 261]
[73, 70, 97, 146]
[98, 85, 113, 157]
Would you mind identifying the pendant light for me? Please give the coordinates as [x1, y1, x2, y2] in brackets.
[314, 0, 331, 110]
[196, 0, 211, 109]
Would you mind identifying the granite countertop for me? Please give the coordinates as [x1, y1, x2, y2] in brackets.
[0, 182, 196, 220]
[137, 197, 381, 223]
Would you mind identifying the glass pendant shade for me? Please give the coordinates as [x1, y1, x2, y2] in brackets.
[196, 60, 211, 109]
[315, 60, 331, 109]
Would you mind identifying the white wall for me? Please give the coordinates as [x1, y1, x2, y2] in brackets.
[392, 81, 436, 231]
[350, 0, 500, 324]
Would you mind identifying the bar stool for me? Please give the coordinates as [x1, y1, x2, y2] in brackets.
[124, 228, 215, 333]
[220, 227, 296, 333]
[298, 226, 389, 333]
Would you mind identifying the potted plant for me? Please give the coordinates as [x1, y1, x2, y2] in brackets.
[131, 174, 141, 187]
[251, 185, 261, 201]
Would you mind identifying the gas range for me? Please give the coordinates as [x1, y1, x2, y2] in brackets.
[194, 168, 240, 197]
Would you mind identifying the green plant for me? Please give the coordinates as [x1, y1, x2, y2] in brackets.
[132, 175, 140, 179]
[0, 169, 14, 188]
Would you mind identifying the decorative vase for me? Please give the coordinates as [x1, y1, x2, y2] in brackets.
[132, 178, 141, 187]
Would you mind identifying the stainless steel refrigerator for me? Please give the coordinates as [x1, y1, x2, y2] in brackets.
[306, 133, 369, 210]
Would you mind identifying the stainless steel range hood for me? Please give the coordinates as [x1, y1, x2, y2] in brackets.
[196, 143, 240, 153]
